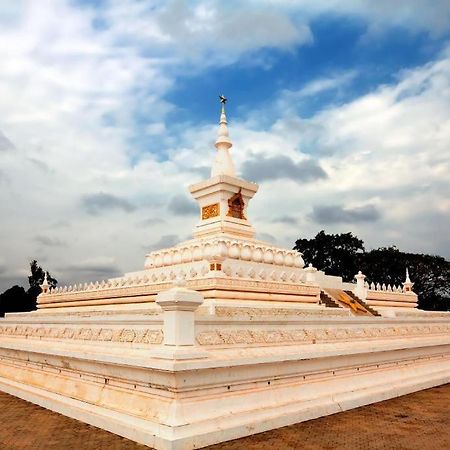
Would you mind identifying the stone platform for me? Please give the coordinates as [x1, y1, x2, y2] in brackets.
[0, 297, 449, 449]
[0, 384, 448, 449]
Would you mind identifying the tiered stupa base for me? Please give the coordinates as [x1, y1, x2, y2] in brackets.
[38, 234, 318, 310]
[0, 305, 449, 450]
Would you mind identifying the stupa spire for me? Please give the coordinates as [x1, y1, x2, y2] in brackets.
[211, 95, 236, 177]
[405, 267, 411, 284]
[403, 267, 414, 292]
[40, 272, 50, 294]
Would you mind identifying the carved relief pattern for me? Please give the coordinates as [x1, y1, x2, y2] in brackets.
[202, 203, 220, 220]
[188, 277, 318, 294]
[196, 324, 450, 346]
[395, 311, 450, 318]
[40, 271, 319, 307]
[214, 306, 349, 318]
[0, 326, 163, 345]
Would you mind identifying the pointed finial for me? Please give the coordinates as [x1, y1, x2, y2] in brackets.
[405, 267, 411, 283]
[211, 94, 236, 177]
[216, 95, 231, 148]
[40, 272, 49, 294]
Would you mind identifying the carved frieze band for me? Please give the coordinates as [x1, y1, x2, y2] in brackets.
[196, 323, 450, 346]
[214, 307, 348, 318]
[395, 311, 450, 318]
[188, 277, 318, 293]
[0, 326, 163, 344]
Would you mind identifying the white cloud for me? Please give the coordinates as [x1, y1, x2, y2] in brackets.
[167, 47, 450, 262]
[0, 0, 180, 290]
[281, 71, 358, 100]
[0, 1, 449, 291]
[260, 0, 450, 37]
[102, 0, 312, 66]
[249, 48, 450, 257]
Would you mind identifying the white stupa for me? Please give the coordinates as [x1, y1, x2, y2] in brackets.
[1, 96, 445, 450]
[37, 97, 419, 312]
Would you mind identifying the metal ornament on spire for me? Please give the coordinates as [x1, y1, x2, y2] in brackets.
[211, 94, 236, 177]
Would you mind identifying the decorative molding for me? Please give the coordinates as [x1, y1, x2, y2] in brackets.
[214, 307, 348, 318]
[144, 237, 304, 270]
[188, 277, 320, 295]
[201, 203, 220, 220]
[39, 267, 318, 307]
[196, 324, 450, 346]
[0, 326, 163, 345]
[24, 309, 162, 317]
[394, 311, 450, 318]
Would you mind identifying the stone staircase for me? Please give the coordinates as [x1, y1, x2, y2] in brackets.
[344, 290, 381, 317]
[320, 291, 340, 308]
[320, 289, 381, 317]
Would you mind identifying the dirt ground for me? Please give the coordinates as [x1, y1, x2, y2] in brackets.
[0, 384, 448, 450]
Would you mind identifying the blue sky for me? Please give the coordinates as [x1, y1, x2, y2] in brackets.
[0, 0, 450, 289]
[165, 16, 443, 125]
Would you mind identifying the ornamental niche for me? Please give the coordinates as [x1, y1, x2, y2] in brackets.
[227, 190, 246, 219]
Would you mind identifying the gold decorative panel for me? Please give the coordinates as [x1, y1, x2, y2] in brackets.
[202, 203, 220, 220]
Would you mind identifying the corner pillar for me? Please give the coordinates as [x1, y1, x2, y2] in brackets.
[152, 283, 208, 360]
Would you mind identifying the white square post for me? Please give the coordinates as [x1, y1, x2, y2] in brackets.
[153, 281, 208, 360]
[354, 271, 367, 301]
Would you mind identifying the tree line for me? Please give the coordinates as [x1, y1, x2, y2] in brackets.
[294, 230, 450, 311]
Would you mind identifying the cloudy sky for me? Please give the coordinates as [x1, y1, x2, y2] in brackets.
[1, 0, 450, 290]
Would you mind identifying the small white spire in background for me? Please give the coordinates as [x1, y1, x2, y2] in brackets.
[40, 272, 50, 294]
[405, 267, 411, 283]
[403, 267, 414, 292]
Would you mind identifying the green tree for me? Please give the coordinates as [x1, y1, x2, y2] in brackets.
[0, 286, 33, 317]
[294, 230, 365, 282]
[0, 260, 58, 316]
[360, 247, 450, 311]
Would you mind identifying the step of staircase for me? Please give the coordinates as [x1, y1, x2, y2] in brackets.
[320, 291, 340, 308]
[344, 290, 381, 317]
